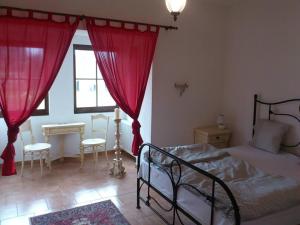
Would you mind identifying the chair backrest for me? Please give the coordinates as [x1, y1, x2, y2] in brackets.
[19, 119, 35, 147]
[91, 114, 109, 140]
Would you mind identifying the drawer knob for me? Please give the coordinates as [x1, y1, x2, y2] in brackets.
[216, 136, 220, 139]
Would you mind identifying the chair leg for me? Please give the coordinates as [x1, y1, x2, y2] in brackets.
[31, 152, 34, 169]
[104, 144, 109, 166]
[92, 146, 96, 167]
[21, 152, 25, 177]
[47, 150, 51, 171]
[95, 147, 98, 164]
[40, 152, 43, 176]
[105, 147, 108, 162]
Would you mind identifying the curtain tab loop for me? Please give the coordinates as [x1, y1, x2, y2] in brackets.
[85, 17, 91, 24]
[28, 11, 33, 18]
[47, 13, 52, 21]
[7, 8, 12, 16]
[79, 15, 84, 21]
[134, 24, 138, 30]
[65, 15, 70, 23]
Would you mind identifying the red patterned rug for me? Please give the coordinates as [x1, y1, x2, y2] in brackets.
[30, 200, 131, 225]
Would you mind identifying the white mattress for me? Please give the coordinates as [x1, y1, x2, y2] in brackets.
[139, 145, 300, 225]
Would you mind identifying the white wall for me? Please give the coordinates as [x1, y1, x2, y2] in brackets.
[1, 0, 228, 153]
[222, 0, 300, 145]
[152, 3, 228, 146]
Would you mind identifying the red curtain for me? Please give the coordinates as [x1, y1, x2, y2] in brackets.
[0, 10, 78, 176]
[87, 20, 159, 156]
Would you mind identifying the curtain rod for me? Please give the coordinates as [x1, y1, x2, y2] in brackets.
[0, 6, 178, 30]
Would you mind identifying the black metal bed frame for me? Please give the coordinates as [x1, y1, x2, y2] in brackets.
[136, 143, 240, 225]
[253, 94, 300, 147]
[136, 94, 300, 225]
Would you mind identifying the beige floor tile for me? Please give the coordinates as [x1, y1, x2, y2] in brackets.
[73, 189, 102, 204]
[1, 215, 31, 225]
[45, 193, 77, 211]
[0, 153, 171, 225]
[17, 199, 49, 216]
[0, 205, 17, 221]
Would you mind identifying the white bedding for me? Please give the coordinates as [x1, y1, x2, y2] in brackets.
[139, 145, 300, 225]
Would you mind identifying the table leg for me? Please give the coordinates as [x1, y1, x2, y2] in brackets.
[44, 135, 49, 144]
[43, 136, 52, 170]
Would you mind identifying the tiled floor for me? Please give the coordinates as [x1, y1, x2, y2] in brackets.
[0, 152, 169, 225]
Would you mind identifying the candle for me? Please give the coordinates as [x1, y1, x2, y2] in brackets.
[114, 108, 120, 119]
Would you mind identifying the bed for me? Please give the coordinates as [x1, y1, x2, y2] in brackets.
[136, 95, 300, 225]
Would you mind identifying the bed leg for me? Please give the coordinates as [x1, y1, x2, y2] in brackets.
[137, 178, 141, 209]
[146, 184, 151, 206]
[172, 209, 176, 225]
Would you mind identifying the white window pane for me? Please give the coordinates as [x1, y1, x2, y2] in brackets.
[97, 80, 116, 107]
[76, 80, 97, 107]
[75, 49, 96, 79]
[96, 66, 103, 79]
[37, 99, 45, 110]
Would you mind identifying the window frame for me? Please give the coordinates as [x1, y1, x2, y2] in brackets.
[73, 44, 117, 114]
[33, 95, 49, 116]
[0, 95, 49, 117]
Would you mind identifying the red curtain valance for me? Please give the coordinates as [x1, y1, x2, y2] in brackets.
[0, 12, 79, 176]
[86, 18, 159, 156]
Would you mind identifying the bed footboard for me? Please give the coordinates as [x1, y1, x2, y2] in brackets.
[136, 143, 240, 225]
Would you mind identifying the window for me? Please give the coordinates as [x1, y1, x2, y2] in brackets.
[25, 47, 47, 115]
[34, 96, 49, 116]
[0, 45, 49, 117]
[73, 44, 116, 113]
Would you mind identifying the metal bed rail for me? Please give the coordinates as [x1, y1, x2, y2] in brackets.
[136, 143, 241, 225]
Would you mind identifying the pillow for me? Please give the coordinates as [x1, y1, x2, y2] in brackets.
[252, 119, 289, 154]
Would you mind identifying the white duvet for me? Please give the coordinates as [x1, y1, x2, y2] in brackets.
[147, 144, 300, 222]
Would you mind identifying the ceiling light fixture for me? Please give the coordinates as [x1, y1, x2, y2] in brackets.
[165, 0, 187, 21]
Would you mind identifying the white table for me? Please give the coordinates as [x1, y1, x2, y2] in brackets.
[42, 122, 85, 164]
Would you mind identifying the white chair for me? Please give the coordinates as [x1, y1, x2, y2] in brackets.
[19, 119, 51, 176]
[82, 114, 109, 166]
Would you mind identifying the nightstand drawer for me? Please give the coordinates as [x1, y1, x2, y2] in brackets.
[208, 134, 230, 144]
[194, 126, 232, 148]
[194, 134, 207, 144]
[211, 142, 228, 149]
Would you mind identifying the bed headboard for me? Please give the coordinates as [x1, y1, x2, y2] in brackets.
[253, 94, 300, 148]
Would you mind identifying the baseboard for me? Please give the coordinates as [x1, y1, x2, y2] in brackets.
[1, 150, 119, 166]
[121, 149, 136, 160]
[0, 149, 136, 166]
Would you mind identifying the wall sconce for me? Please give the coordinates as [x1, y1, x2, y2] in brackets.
[165, 0, 187, 21]
[174, 82, 189, 96]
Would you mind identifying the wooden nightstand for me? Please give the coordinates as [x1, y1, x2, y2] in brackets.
[194, 126, 231, 148]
